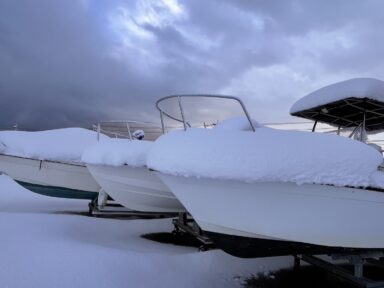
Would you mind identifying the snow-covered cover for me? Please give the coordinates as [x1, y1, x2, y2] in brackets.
[290, 78, 384, 114]
[82, 138, 152, 167]
[215, 116, 262, 131]
[0, 128, 107, 162]
[147, 128, 383, 187]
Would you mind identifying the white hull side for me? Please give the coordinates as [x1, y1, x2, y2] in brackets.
[0, 154, 100, 193]
[87, 164, 186, 213]
[157, 173, 384, 248]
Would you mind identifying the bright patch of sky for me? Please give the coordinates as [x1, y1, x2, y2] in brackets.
[109, 1, 186, 53]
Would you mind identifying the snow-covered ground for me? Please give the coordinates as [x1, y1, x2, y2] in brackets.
[0, 174, 292, 288]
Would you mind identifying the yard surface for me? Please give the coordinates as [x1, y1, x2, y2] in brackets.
[0, 174, 291, 288]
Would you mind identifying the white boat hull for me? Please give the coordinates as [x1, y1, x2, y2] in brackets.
[0, 154, 99, 199]
[87, 164, 186, 213]
[157, 173, 384, 255]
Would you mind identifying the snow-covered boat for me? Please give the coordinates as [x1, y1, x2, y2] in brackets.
[82, 122, 186, 213]
[148, 92, 384, 258]
[290, 78, 384, 142]
[0, 154, 99, 199]
[0, 128, 103, 199]
[86, 164, 184, 212]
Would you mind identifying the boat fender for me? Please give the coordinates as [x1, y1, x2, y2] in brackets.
[132, 130, 145, 140]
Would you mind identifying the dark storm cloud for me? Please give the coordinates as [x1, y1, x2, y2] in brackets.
[1, 1, 101, 128]
[1, 0, 384, 129]
[0, 0, 153, 129]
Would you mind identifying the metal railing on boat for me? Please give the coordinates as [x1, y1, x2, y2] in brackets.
[155, 94, 256, 133]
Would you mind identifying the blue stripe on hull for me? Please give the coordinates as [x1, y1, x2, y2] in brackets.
[15, 180, 97, 200]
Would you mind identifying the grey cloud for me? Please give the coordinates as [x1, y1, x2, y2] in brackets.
[1, 0, 384, 130]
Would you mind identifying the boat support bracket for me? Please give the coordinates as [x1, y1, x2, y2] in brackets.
[294, 252, 384, 288]
[172, 212, 215, 252]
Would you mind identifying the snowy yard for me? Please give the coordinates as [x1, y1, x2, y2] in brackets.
[0, 174, 292, 288]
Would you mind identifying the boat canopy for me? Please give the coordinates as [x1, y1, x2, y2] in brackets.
[290, 78, 384, 132]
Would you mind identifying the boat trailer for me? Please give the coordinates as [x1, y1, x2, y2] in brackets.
[172, 212, 215, 251]
[89, 195, 215, 250]
[294, 251, 384, 288]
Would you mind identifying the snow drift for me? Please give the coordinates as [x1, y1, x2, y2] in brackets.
[147, 128, 383, 187]
[82, 139, 152, 167]
[215, 116, 261, 131]
[82, 117, 260, 167]
[0, 128, 106, 162]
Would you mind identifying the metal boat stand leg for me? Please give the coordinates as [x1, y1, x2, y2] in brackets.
[89, 189, 133, 217]
[172, 212, 215, 251]
[88, 190, 177, 218]
[88, 197, 98, 216]
[297, 252, 384, 288]
[293, 255, 301, 272]
[89, 189, 112, 216]
[97, 189, 108, 209]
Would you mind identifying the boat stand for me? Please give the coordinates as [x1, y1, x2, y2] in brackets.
[294, 252, 384, 288]
[172, 212, 215, 251]
[88, 190, 177, 219]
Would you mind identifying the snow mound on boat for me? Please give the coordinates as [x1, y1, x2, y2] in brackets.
[147, 128, 383, 187]
[290, 78, 384, 114]
[0, 128, 106, 162]
[215, 116, 262, 131]
[82, 139, 152, 167]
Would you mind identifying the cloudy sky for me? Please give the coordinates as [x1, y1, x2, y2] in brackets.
[1, 0, 384, 129]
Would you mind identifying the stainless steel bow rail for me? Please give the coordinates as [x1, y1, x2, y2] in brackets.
[94, 120, 166, 141]
[155, 94, 256, 133]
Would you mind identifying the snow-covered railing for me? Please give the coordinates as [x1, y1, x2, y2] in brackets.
[93, 120, 171, 142]
[263, 121, 384, 152]
[0, 124, 19, 131]
[156, 94, 256, 133]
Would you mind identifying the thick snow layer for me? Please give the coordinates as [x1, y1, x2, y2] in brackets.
[0, 128, 107, 162]
[369, 171, 384, 188]
[81, 117, 262, 167]
[0, 174, 291, 287]
[147, 128, 383, 187]
[82, 139, 152, 167]
[290, 78, 384, 114]
[215, 116, 262, 131]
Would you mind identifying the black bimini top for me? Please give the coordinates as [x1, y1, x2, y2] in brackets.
[291, 97, 384, 132]
[290, 78, 384, 132]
